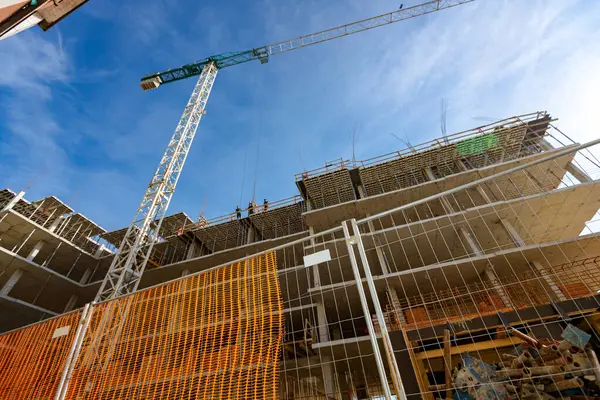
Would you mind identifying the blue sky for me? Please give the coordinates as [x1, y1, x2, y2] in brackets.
[1, 0, 600, 232]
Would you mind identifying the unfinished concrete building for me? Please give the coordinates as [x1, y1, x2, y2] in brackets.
[2, 111, 600, 399]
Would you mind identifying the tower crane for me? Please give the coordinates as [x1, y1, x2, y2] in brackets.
[95, 0, 474, 302]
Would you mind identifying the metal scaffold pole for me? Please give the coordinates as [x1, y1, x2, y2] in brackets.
[342, 220, 396, 400]
[350, 218, 407, 400]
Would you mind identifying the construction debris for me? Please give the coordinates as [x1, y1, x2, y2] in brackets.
[443, 325, 600, 399]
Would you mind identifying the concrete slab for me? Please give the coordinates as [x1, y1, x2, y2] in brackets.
[0, 210, 103, 281]
[140, 231, 309, 288]
[303, 146, 576, 232]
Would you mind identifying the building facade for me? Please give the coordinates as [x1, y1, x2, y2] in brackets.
[1, 111, 600, 399]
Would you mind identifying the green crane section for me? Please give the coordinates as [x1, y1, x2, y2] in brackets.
[140, 0, 473, 90]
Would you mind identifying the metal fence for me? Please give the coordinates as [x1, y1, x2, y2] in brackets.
[1, 137, 600, 399]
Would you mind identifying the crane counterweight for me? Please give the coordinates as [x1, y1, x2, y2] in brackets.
[140, 76, 162, 91]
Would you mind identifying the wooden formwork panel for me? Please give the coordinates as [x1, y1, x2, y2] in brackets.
[249, 202, 306, 239]
[304, 169, 356, 209]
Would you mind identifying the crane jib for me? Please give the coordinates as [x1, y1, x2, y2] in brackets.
[140, 0, 474, 91]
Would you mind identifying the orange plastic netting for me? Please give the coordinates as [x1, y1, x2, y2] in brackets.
[0, 309, 82, 398]
[0, 252, 284, 399]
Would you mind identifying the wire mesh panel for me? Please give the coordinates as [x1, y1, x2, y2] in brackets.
[350, 140, 600, 399]
[0, 309, 83, 398]
[64, 252, 283, 399]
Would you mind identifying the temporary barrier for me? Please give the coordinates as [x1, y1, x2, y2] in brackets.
[0, 309, 83, 398]
[0, 252, 283, 399]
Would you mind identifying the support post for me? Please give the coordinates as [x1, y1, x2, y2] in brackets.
[386, 285, 407, 325]
[94, 243, 106, 258]
[425, 167, 456, 214]
[342, 220, 394, 400]
[443, 329, 452, 400]
[458, 226, 513, 308]
[64, 295, 78, 312]
[43, 242, 62, 267]
[499, 218, 526, 247]
[79, 269, 92, 285]
[54, 302, 94, 400]
[1, 191, 25, 212]
[540, 138, 592, 183]
[315, 302, 329, 343]
[247, 225, 255, 245]
[0, 269, 23, 296]
[366, 214, 390, 275]
[186, 241, 197, 259]
[27, 240, 45, 261]
[346, 219, 408, 400]
[530, 260, 567, 302]
[500, 219, 567, 301]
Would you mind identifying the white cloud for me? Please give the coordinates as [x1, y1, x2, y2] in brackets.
[0, 31, 70, 193]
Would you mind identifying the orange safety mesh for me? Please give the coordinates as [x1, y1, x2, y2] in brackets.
[66, 251, 283, 399]
[0, 309, 83, 398]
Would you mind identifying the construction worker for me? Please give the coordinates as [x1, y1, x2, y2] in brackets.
[235, 206, 241, 220]
[248, 201, 256, 216]
[263, 198, 269, 211]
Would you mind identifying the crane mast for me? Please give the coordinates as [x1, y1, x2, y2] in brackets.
[95, 63, 218, 301]
[97, 0, 474, 302]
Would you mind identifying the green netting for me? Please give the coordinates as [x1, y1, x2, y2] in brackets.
[456, 133, 499, 156]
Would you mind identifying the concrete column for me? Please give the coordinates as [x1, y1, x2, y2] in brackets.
[458, 226, 513, 307]
[483, 264, 514, 308]
[79, 268, 92, 285]
[315, 299, 334, 397]
[315, 301, 330, 343]
[1, 191, 25, 213]
[530, 260, 567, 302]
[246, 226, 255, 245]
[567, 163, 593, 183]
[321, 358, 336, 400]
[63, 295, 78, 312]
[356, 184, 366, 199]
[309, 225, 316, 247]
[457, 160, 494, 203]
[346, 372, 358, 400]
[425, 167, 456, 214]
[457, 226, 483, 257]
[500, 219, 566, 300]
[27, 240, 45, 262]
[186, 241, 197, 260]
[365, 214, 390, 275]
[540, 138, 592, 183]
[0, 269, 23, 296]
[308, 225, 322, 287]
[499, 218, 526, 247]
[94, 243, 106, 258]
[475, 182, 493, 204]
[386, 285, 407, 325]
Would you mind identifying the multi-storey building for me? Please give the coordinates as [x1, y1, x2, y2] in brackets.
[1, 111, 599, 399]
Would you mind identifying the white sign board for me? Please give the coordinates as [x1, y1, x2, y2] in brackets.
[52, 325, 70, 339]
[303, 249, 331, 268]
